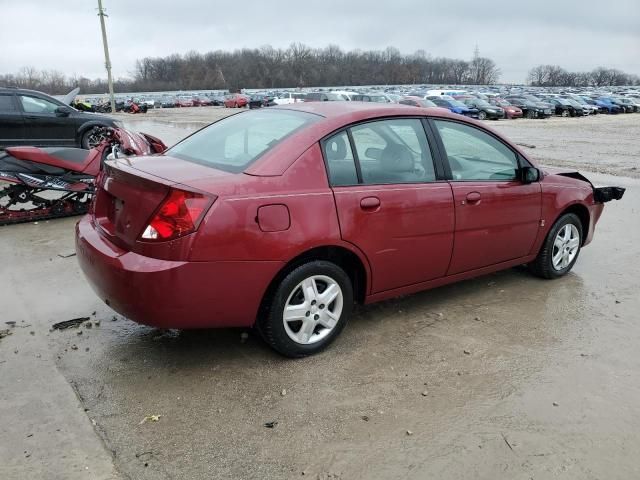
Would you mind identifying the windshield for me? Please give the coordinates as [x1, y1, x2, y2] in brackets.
[168, 109, 319, 172]
[494, 99, 511, 107]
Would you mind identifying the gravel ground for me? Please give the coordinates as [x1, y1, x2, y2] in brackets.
[1, 107, 639, 480]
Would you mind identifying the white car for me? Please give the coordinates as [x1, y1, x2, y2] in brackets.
[329, 90, 360, 101]
[273, 92, 306, 105]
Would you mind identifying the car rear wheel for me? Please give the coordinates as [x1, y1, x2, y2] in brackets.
[526, 110, 535, 119]
[259, 261, 353, 357]
[478, 111, 487, 120]
[529, 213, 582, 279]
[561, 110, 569, 117]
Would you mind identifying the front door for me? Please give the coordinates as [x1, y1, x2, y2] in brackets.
[431, 119, 541, 275]
[18, 94, 76, 146]
[323, 118, 455, 294]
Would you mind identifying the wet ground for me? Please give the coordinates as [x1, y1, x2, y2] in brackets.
[1, 111, 639, 479]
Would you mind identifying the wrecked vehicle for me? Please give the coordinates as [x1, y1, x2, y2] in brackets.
[0, 127, 166, 225]
[75, 103, 624, 357]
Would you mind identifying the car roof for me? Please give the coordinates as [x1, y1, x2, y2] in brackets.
[271, 101, 454, 119]
[244, 103, 462, 176]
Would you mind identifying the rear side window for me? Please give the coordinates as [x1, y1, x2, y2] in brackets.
[323, 131, 358, 186]
[351, 119, 436, 184]
[434, 120, 518, 181]
[322, 118, 437, 186]
[0, 94, 16, 112]
[168, 110, 319, 173]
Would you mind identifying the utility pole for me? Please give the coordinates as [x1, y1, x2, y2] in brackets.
[97, 0, 116, 113]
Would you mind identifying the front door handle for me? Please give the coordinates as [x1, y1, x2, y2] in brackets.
[360, 196, 381, 210]
[465, 192, 481, 204]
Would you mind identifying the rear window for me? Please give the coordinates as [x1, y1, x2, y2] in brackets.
[168, 109, 319, 173]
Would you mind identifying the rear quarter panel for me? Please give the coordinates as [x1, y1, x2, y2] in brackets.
[189, 144, 356, 263]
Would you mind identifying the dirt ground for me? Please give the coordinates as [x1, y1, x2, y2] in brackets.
[1, 109, 639, 480]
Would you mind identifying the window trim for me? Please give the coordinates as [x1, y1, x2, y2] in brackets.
[319, 115, 447, 188]
[427, 118, 532, 183]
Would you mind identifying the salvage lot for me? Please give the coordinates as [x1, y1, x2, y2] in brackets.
[1, 111, 640, 480]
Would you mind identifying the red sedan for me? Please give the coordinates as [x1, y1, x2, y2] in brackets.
[76, 103, 624, 357]
[175, 97, 194, 107]
[489, 97, 523, 119]
[224, 94, 248, 108]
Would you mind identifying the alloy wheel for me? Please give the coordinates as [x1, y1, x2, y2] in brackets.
[282, 275, 343, 345]
[552, 224, 580, 270]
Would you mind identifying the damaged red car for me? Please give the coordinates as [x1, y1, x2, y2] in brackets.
[76, 103, 624, 357]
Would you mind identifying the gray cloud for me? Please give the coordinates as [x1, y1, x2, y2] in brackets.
[0, 0, 638, 83]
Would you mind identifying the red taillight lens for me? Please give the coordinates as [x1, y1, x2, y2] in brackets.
[140, 189, 213, 242]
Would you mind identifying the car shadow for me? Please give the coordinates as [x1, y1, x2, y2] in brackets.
[89, 265, 568, 373]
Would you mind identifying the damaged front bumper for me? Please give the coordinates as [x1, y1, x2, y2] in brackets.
[556, 171, 626, 203]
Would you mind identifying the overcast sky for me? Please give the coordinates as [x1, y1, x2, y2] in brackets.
[1, 0, 638, 84]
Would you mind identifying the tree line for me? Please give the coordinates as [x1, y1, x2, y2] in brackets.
[1, 44, 500, 94]
[1, 44, 638, 95]
[527, 64, 639, 87]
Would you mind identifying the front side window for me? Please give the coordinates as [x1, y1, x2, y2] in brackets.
[350, 118, 436, 184]
[19, 95, 59, 114]
[169, 110, 319, 173]
[434, 120, 519, 181]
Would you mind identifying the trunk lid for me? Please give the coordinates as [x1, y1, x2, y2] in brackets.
[93, 155, 229, 250]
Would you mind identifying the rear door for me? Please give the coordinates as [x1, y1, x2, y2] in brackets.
[431, 119, 541, 275]
[324, 118, 455, 294]
[0, 93, 25, 147]
[18, 94, 76, 146]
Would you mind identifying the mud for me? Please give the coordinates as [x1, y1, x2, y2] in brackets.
[1, 111, 639, 480]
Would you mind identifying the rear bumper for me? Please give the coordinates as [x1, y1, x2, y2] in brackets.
[75, 216, 283, 328]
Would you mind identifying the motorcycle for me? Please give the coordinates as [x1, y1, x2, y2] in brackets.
[123, 99, 148, 114]
[0, 127, 166, 226]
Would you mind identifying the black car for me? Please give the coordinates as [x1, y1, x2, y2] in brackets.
[160, 96, 177, 108]
[504, 96, 552, 119]
[547, 98, 583, 117]
[460, 98, 504, 120]
[0, 87, 118, 149]
[248, 94, 277, 109]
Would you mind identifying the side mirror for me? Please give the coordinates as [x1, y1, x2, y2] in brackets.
[520, 166, 540, 184]
[55, 106, 71, 117]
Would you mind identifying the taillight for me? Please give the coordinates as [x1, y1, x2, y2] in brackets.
[140, 189, 214, 242]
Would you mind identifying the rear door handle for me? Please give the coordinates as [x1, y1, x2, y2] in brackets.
[360, 196, 380, 210]
[465, 192, 481, 204]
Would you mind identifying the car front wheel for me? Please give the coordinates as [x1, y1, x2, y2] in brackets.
[81, 126, 107, 149]
[259, 261, 353, 357]
[530, 213, 582, 279]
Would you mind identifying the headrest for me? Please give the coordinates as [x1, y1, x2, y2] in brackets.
[381, 144, 413, 172]
[326, 135, 347, 161]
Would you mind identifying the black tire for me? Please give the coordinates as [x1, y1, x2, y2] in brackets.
[561, 109, 569, 117]
[478, 111, 487, 120]
[529, 213, 583, 279]
[526, 110, 536, 119]
[259, 260, 353, 358]
[81, 126, 105, 149]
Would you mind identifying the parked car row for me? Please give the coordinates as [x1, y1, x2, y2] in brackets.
[287, 86, 640, 120]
